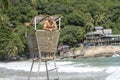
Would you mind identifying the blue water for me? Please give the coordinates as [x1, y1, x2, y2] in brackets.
[72, 56, 120, 66]
[0, 56, 120, 80]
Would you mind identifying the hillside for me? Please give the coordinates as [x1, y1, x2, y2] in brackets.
[0, 0, 120, 60]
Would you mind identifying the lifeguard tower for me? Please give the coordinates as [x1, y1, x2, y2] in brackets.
[26, 15, 62, 80]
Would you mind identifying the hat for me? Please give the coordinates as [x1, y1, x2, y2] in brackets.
[48, 16, 54, 21]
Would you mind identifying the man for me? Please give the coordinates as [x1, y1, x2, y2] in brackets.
[43, 16, 58, 31]
[43, 16, 58, 57]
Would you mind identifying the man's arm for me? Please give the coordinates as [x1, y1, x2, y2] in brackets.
[52, 21, 58, 31]
[43, 21, 50, 31]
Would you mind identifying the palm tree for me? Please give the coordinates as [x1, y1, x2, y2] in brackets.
[0, 0, 9, 26]
[0, 0, 26, 60]
[6, 32, 25, 59]
[94, 13, 107, 26]
[85, 13, 94, 31]
[31, 0, 37, 7]
[0, 14, 10, 26]
[31, 0, 38, 15]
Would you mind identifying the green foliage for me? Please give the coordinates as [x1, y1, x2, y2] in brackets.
[0, 0, 9, 9]
[60, 25, 85, 47]
[1, 0, 120, 60]
[3, 0, 36, 26]
[0, 26, 12, 59]
[66, 12, 85, 26]
[37, 0, 48, 14]
[44, 2, 69, 15]
[37, 0, 72, 15]
[0, 13, 9, 26]
[6, 32, 25, 57]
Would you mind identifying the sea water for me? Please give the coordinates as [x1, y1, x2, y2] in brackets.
[0, 56, 120, 80]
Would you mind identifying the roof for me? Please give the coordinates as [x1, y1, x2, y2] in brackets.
[58, 45, 70, 50]
[94, 26, 103, 30]
[103, 29, 112, 34]
[85, 29, 112, 36]
[31, 15, 62, 24]
[104, 34, 120, 37]
[85, 31, 103, 36]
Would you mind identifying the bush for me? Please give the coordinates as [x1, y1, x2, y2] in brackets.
[60, 25, 85, 47]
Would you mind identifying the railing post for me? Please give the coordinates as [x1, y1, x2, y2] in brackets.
[58, 18, 61, 30]
[34, 17, 37, 30]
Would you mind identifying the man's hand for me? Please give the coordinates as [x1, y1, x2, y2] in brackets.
[49, 29, 53, 32]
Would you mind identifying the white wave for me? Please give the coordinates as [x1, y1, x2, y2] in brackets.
[0, 78, 12, 80]
[58, 66, 105, 73]
[105, 67, 120, 80]
[0, 61, 105, 73]
[112, 54, 120, 57]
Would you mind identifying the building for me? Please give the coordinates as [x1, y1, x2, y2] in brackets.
[84, 26, 120, 46]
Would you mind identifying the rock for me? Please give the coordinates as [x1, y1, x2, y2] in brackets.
[83, 46, 120, 57]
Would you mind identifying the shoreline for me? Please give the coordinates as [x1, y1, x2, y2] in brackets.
[1, 46, 120, 62]
[59, 46, 120, 59]
[83, 46, 120, 57]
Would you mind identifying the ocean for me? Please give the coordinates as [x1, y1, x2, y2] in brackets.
[0, 56, 120, 80]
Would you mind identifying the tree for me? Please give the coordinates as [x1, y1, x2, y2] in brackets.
[0, 24, 26, 60]
[44, 2, 69, 15]
[31, 0, 38, 15]
[66, 12, 85, 26]
[0, 0, 9, 9]
[94, 13, 107, 26]
[0, 0, 26, 60]
[0, 26, 13, 60]
[103, 4, 120, 34]
[60, 25, 85, 47]
[0, 14, 9, 26]
[84, 13, 94, 32]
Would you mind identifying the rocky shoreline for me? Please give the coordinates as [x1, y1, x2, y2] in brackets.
[60, 46, 120, 59]
[1, 46, 120, 61]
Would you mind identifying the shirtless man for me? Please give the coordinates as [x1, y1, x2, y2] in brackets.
[43, 16, 58, 31]
[43, 16, 58, 57]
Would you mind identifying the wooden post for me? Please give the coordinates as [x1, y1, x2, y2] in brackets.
[37, 59, 41, 79]
[45, 61, 49, 80]
[53, 58, 59, 80]
[28, 60, 35, 80]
